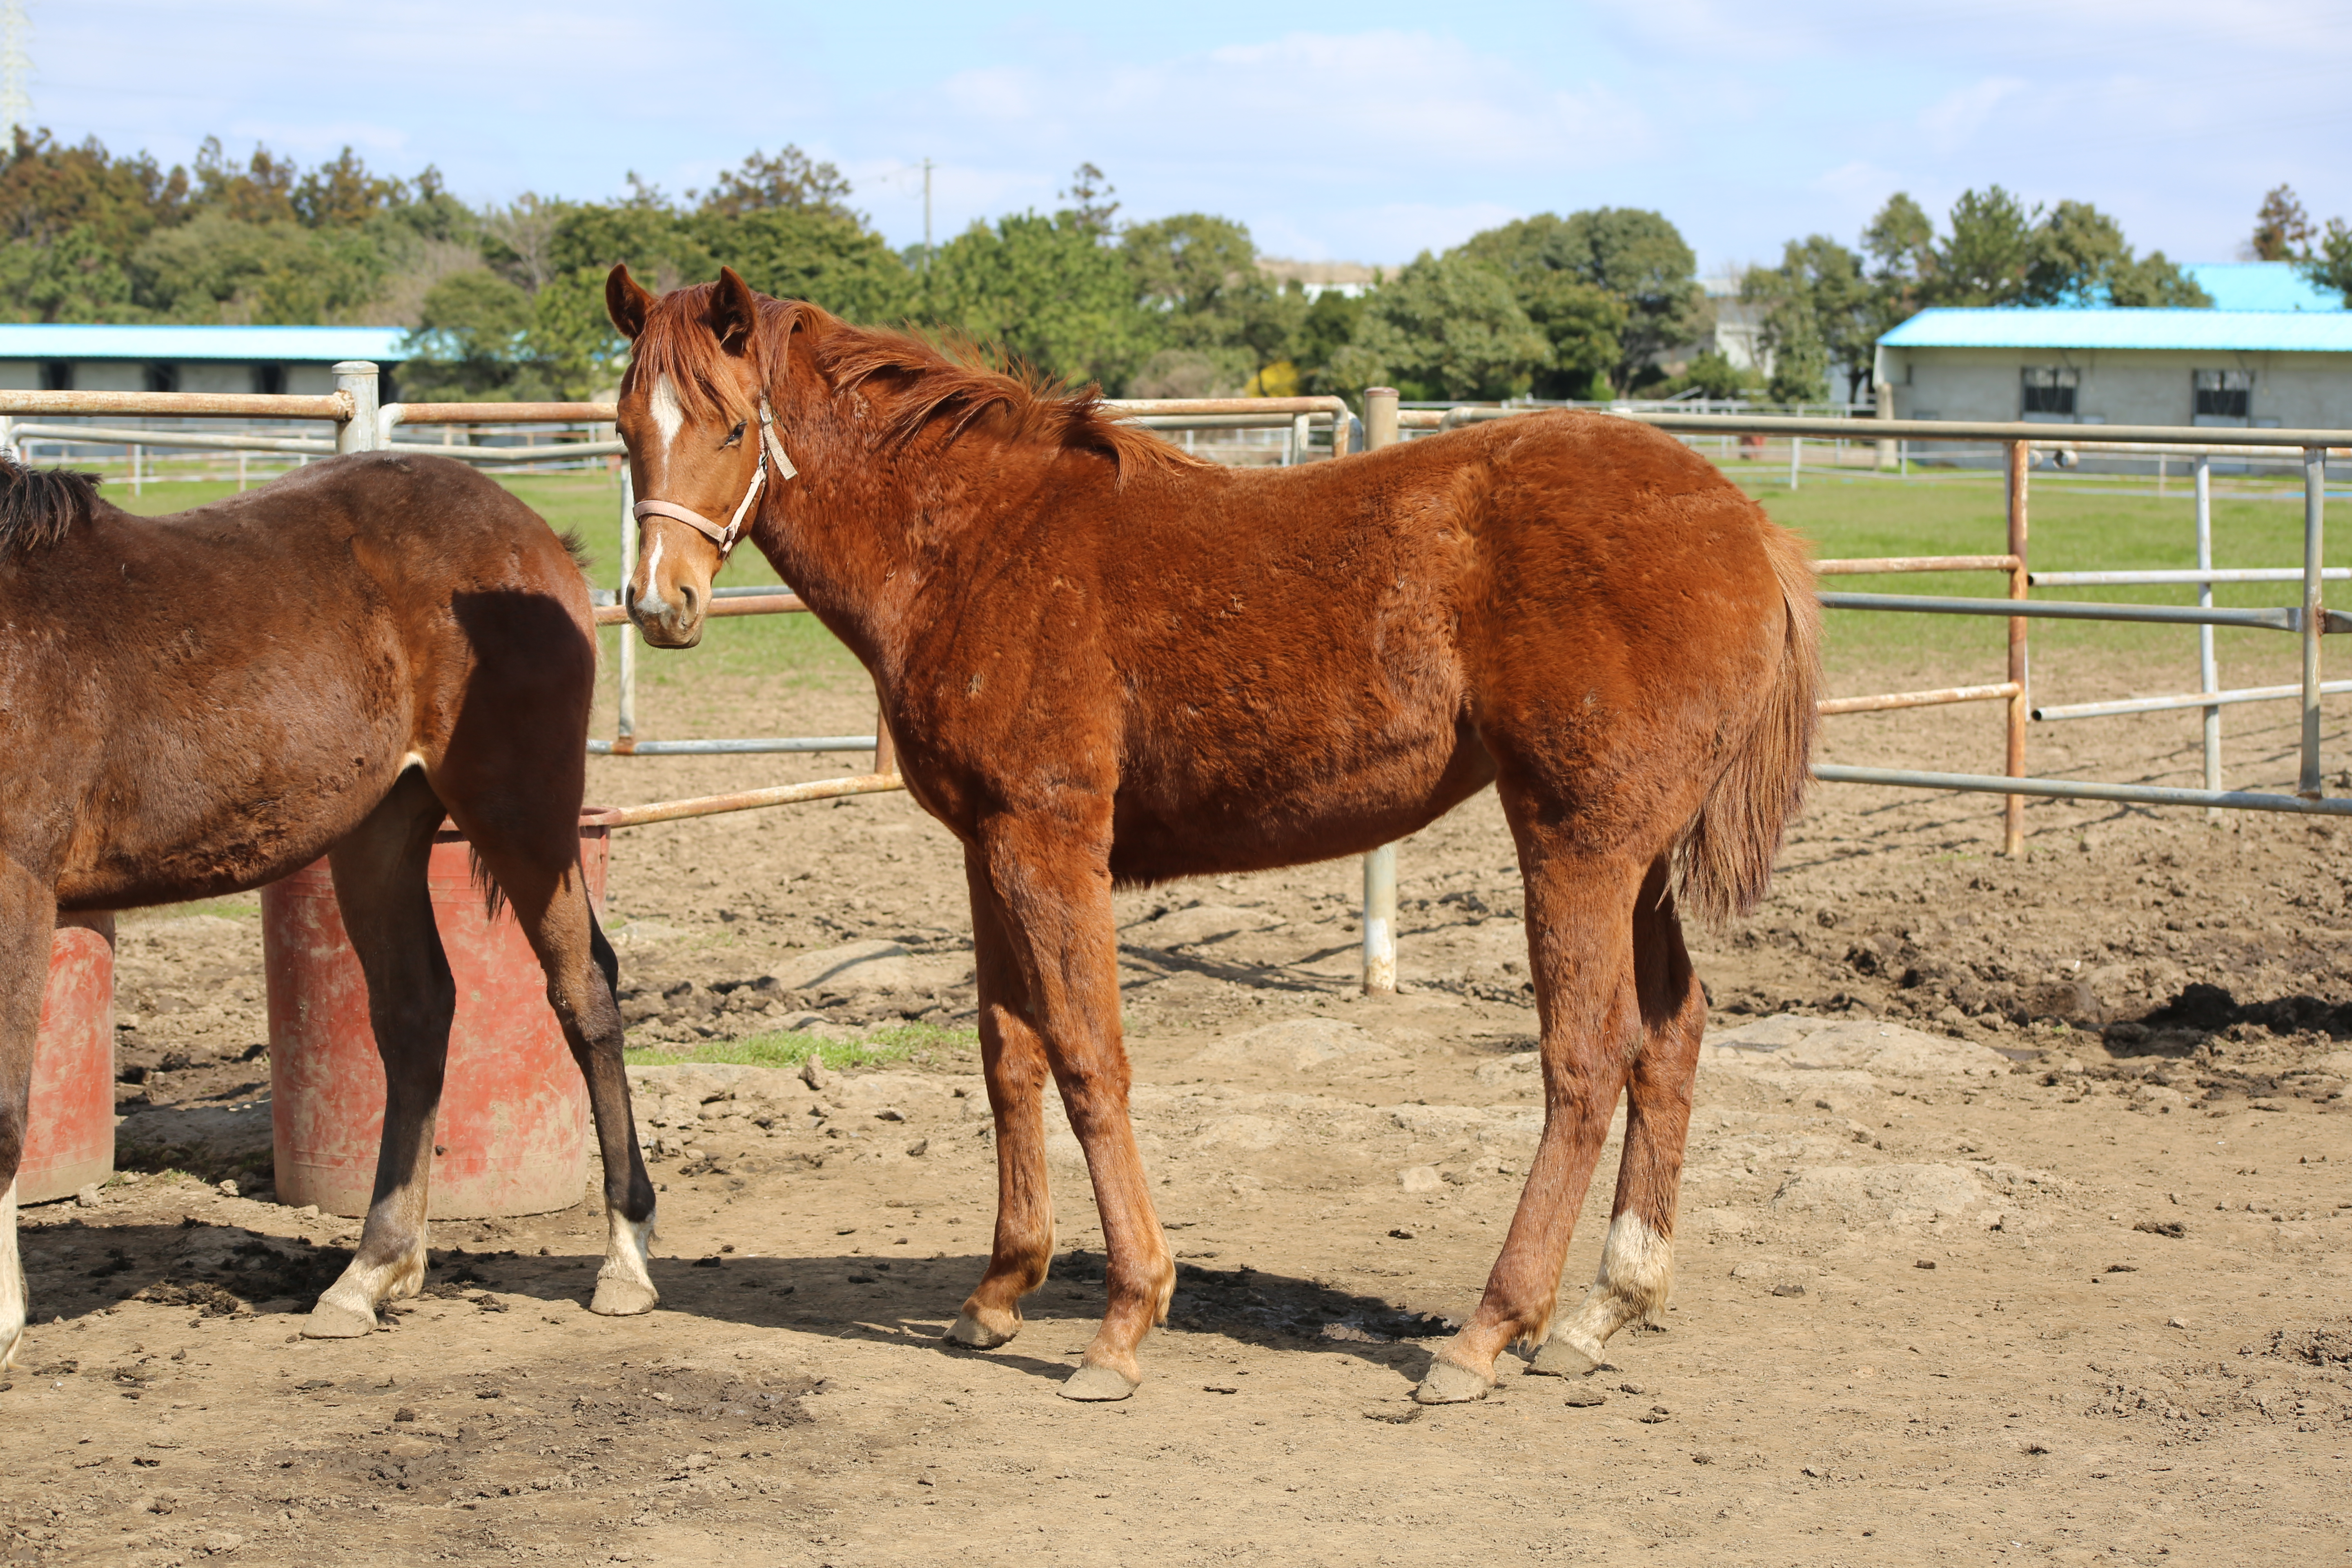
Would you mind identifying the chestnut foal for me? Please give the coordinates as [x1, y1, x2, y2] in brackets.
[0, 454, 659, 1371]
[607, 266, 1820, 1403]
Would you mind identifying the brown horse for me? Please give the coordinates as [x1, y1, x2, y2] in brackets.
[606, 265, 1820, 1404]
[0, 452, 660, 1370]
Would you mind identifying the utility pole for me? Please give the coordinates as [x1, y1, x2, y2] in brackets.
[922, 157, 933, 272]
[0, 0, 30, 141]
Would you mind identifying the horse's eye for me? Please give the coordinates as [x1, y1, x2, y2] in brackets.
[724, 422, 746, 447]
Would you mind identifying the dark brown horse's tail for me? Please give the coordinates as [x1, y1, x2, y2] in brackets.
[1677, 524, 1821, 924]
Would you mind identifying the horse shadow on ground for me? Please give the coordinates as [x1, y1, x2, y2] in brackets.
[14, 1221, 1454, 1390]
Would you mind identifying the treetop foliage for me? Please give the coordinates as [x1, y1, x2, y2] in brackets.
[0, 126, 2278, 407]
[2251, 184, 2352, 308]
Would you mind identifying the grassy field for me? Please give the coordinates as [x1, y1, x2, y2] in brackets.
[100, 454, 2346, 701]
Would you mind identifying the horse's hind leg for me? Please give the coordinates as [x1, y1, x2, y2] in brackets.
[944, 847, 1057, 1350]
[1529, 856, 1705, 1377]
[1417, 817, 1648, 1405]
[307, 773, 454, 1338]
[446, 797, 655, 1316]
[0, 858, 57, 1370]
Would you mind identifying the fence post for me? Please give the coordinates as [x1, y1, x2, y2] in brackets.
[1361, 387, 1399, 995]
[873, 695, 897, 777]
[1788, 435, 1802, 491]
[2196, 455, 2220, 815]
[2299, 447, 2326, 800]
[333, 362, 379, 455]
[1874, 383, 1896, 471]
[2005, 439, 2030, 856]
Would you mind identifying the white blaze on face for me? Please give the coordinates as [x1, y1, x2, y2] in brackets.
[637, 530, 670, 619]
[647, 374, 686, 461]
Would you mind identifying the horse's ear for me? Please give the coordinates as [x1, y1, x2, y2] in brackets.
[606, 264, 653, 340]
[711, 266, 758, 356]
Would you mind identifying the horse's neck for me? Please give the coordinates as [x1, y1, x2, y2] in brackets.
[753, 409, 1053, 685]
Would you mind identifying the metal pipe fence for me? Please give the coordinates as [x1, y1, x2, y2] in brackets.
[15, 370, 2352, 1003]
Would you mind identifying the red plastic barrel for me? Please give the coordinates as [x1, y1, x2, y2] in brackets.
[20, 912, 116, 1204]
[262, 820, 609, 1218]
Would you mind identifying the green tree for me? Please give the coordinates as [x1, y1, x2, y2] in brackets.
[1458, 208, 1702, 392]
[1450, 216, 1626, 398]
[2022, 200, 2210, 307]
[397, 268, 542, 399]
[691, 146, 856, 221]
[0, 222, 133, 321]
[1550, 208, 1704, 392]
[923, 206, 1155, 390]
[1661, 350, 1757, 402]
[2303, 218, 2352, 306]
[1338, 252, 1549, 401]
[1929, 185, 2037, 305]
[693, 205, 915, 323]
[2252, 185, 2313, 262]
[2104, 250, 2212, 307]
[1742, 236, 1869, 402]
[1293, 290, 1364, 392]
[128, 208, 388, 323]
[292, 147, 408, 229]
[1123, 212, 1258, 345]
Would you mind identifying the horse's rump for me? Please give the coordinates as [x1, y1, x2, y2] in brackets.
[0, 453, 597, 909]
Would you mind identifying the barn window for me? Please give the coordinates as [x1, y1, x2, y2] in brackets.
[2021, 366, 2078, 416]
[2193, 370, 2252, 422]
[143, 363, 179, 394]
[251, 363, 285, 396]
[39, 361, 71, 391]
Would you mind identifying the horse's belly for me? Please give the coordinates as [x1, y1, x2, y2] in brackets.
[56, 706, 410, 909]
[1108, 713, 1492, 883]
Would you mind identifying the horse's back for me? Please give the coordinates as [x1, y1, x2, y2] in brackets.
[1087, 412, 1802, 878]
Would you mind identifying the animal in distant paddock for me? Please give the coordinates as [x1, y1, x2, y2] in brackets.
[0, 453, 661, 1370]
[606, 265, 1821, 1403]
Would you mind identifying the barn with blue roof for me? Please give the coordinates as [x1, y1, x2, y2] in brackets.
[0, 324, 410, 400]
[1875, 306, 2352, 431]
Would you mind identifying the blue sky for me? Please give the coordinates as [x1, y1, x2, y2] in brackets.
[28, 0, 2352, 275]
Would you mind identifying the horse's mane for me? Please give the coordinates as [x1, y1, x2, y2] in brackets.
[628, 283, 1198, 476]
[0, 457, 101, 558]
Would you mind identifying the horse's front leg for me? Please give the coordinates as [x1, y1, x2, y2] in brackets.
[945, 846, 1056, 1350]
[972, 819, 1171, 1403]
[305, 779, 452, 1338]
[0, 858, 57, 1370]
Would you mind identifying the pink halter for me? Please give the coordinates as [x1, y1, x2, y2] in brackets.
[630, 396, 797, 561]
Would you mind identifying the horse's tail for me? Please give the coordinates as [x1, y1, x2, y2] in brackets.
[1676, 523, 1820, 924]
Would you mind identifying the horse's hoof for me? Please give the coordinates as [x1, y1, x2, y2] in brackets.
[589, 1276, 659, 1316]
[1526, 1334, 1600, 1379]
[944, 1309, 1017, 1349]
[302, 1298, 377, 1339]
[1413, 1358, 1493, 1405]
[1058, 1363, 1139, 1402]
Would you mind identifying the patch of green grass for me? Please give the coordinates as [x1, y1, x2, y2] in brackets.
[623, 1021, 977, 1073]
[1728, 466, 2348, 684]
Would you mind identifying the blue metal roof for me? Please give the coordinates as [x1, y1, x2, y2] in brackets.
[1879, 308, 2352, 354]
[2182, 262, 2341, 313]
[0, 324, 410, 361]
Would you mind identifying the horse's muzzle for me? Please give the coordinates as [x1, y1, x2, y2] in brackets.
[626, 579, 705, 648]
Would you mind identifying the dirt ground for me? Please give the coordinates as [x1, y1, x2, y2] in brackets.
[7, 661, 2352, 1568]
